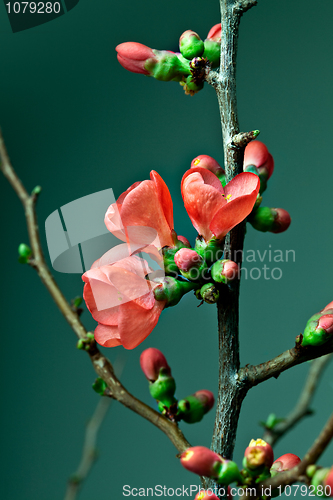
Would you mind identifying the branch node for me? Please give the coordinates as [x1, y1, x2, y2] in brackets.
[229, 130, 260, 149]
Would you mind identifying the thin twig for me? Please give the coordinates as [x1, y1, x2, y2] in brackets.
[0, 129, 190, 455]
[64, 356, 126, 500]
[263, 354, 333, 446]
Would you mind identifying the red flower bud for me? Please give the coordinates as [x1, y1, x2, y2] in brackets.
[244, 141, 274, 179]
[271, 454, 301, 475]
[211, 259, 239, 284]
[193, 390, 215, 412]
[244, 439, 274, 470]
[116, 42, 157, 75]
[322, 301, 333, 313]
[195, 491, 219, 500]
[324, 467, 333, 496]
[191, 155, 225, 178]
[174, 248, 203, 272]
[177, 235, 191, 248]
[272, 208, 292, 233]
[140, 348, 171, 381]
[318, 315, 333, 334]
[181, 446, 223, 478]
[206, 23, 222, 42]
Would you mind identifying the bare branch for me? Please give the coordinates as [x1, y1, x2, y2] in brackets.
[64, 356, 125, 500]
[235, 0, 258, 15]
[263, 354, 333, 446]
[0, 130, 191, 455]
[239, 340, 333, 387]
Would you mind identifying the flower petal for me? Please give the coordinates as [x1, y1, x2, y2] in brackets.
[119, 300, 165, 349]
[150, 170, 174, 232]
[210, 192, 259, 239]
[106, 266, 156, 309]
[83, 273, 120, 325]
[181, 167, 226, 241]
[224, 172, 260, 198]
[94, 324, 122, 347]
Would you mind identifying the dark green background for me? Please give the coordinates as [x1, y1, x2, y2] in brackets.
[1, 1, 333, 499]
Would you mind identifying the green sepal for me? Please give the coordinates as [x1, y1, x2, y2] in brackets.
[180, 36, 204, 60]
[147, 51, 191, 82]
[92, 377, 107, 396]
[158, 397, 178, 413]
[195, 236, 224, 265]
[211, 259, 230, 284]
[177, 396, 205, 423]
[183, 75, 204, 93]
[302, 320, 330, 347]
[162, 240, 191, 277]
[216, 460, 242, 485]
[200, 283, 219, 304]
[248, 207, 276, 232]
[242, 457, 267, 478]
[203, 39, 221, 67]
[149, 368, 176, 406]
[153, 277, 196, 307]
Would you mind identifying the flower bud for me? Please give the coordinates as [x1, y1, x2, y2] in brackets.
[178, 390, 214, 423]
[180, 446, 223, 478]
[249, 207, 291, 234]
[18, 243, 32, 264]
[211, 259, 239, 284]
[140, 348, 171, 382]
[116, 42, 191, 82]
[179, 30, 205, 60]
[174, 248, 205, 280]
[244, 141, 274, 180]
[195, 487, 232, 500]
[177, 235, 191, 248]
[244, 439, 274, 471]
[162, 236, 192, 276]
[270, 454, 301, 477]
[200, 283, 220, 304]
[180, 74, 204, 96]
[324, 467, 333, 496]
[116, 42, 157, 75]
[206, 23, 222, 42]
[153, 276, 195, 306]
[191, 155, 226, 184]
[302, 308, 333, 347]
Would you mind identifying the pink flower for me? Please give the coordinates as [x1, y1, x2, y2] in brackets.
[140, 348, 171, 381]
[116, 42, 157, 75]
[82, 255, 165, 349]
[105, 170, 174, 249]
[271, 454, 301, 474]
[244, 141, 274, 179]
[206, 23, 222, 42]
[181, 167, 260, 241]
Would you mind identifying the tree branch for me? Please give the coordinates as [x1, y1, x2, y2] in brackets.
[239, 341, 333, 387]
[0, 129, 190, 456]
[263, 354, 333, 446]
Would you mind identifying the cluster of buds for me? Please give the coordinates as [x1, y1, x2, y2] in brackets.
[181, 446, 241, 485]
[140, 348, 214, 423]
[115, 24, 222, 96]
[302, 301, 333, 347]
[308, 465, 333, 497]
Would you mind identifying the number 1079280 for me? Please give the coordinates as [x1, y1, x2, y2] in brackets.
[5, 2, 61, 14]
[277, 484, 331, 496]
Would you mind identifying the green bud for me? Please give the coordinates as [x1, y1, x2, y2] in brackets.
[178, 396, 205, 423]
[149, 368, 176, 407]
[216, 459, 242, 485]
[153, 277, 196, 307]
[18, 243, 32, 259]
[203, 39, 221, 67]
[194, 236, 224, 265]
[311, 468, 330, 496]
[147, 52, 190, 82]
[31, 185, 42, 196]
[180, 31, 205, 60]
[92, 377, 107, 396]
[200, 283, 219, 304]
[72, 296, 83, 309]
[249, 207, 276, 232]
